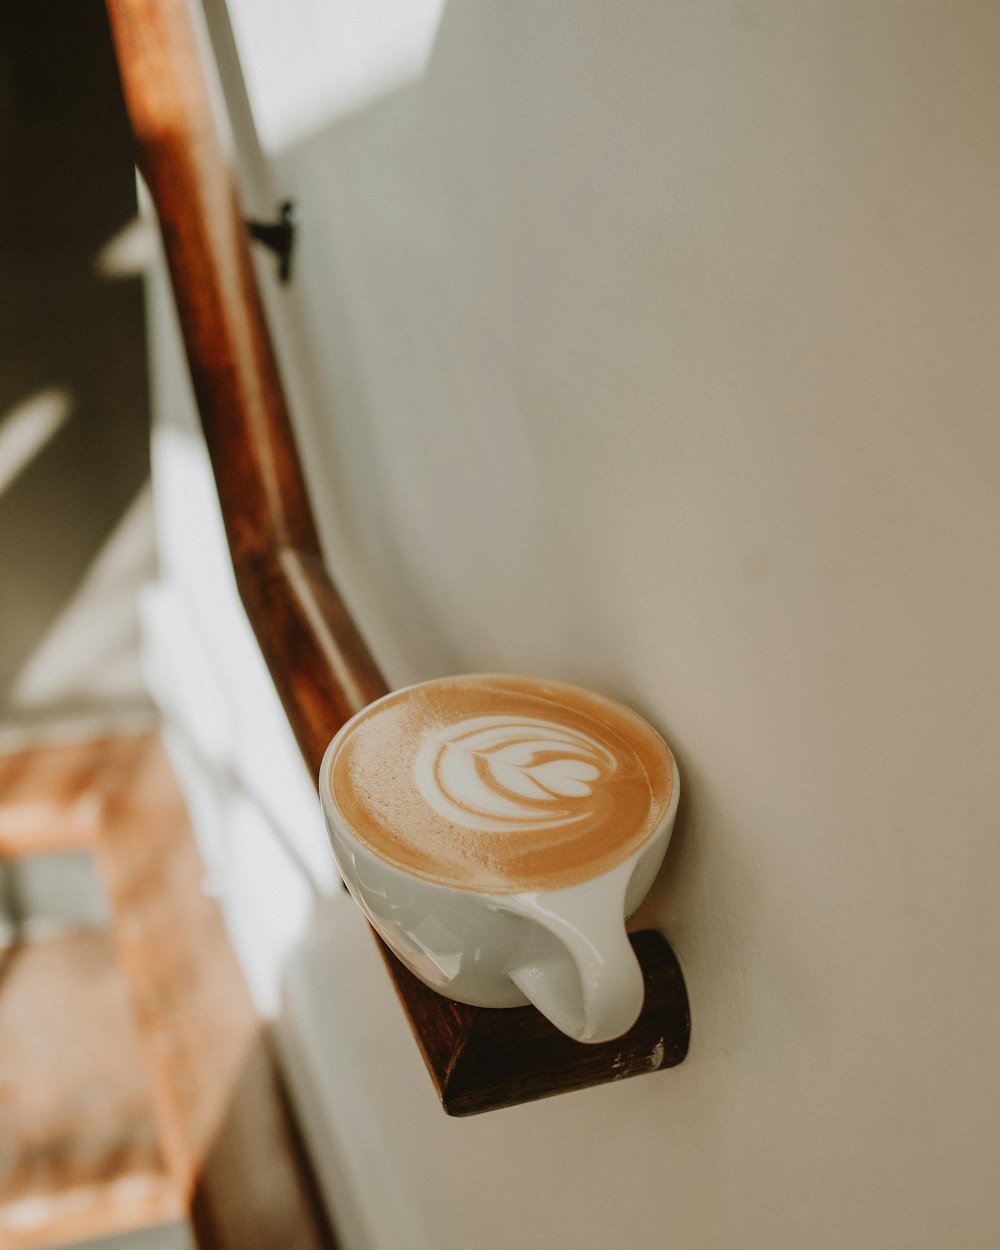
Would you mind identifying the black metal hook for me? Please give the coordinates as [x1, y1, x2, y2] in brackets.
[246, 199, 296, 284]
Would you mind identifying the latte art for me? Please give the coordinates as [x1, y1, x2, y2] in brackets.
[414, 715, 618, 834]
[326, 674, 674, 893]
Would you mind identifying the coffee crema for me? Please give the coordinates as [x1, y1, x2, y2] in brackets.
[326, 674, 674, 893]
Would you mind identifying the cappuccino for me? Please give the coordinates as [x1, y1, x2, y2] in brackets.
[326, 674, 674, 893]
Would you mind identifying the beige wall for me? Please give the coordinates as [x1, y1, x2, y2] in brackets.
[185, 2, 1000, 1246]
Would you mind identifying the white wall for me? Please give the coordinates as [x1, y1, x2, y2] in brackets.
[154, 3, 1000, 1247]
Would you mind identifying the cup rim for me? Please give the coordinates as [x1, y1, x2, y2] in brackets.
[320, 672, 679, 896]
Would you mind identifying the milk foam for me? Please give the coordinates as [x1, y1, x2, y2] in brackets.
[413, 715, 616, 834]
[327, 675, 674, 893]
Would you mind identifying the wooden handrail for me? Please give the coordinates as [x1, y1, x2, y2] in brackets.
[105, 0, 386, 776]
[106, 0, 689, 1119]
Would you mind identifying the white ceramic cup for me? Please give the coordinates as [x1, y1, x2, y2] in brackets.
[319, 678, 680, 1044]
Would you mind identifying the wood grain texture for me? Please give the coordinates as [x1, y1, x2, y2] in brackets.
[105, 0, 689, 1116]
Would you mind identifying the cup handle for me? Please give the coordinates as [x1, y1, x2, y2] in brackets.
[500, 858, 645, 1044]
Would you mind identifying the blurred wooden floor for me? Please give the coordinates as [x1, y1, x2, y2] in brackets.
[0, 732, 335, 1250]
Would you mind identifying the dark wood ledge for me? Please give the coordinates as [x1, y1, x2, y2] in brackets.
[106, 0, 689, 1118]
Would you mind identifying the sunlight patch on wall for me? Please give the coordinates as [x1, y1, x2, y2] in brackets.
[0, 388, 72, 496]
[226, 0, 446, 151]
[94, 215, 155, 280]
[10, 484, 157, 713]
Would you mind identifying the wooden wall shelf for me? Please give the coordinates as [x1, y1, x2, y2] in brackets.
[107, 0, 690, 1116]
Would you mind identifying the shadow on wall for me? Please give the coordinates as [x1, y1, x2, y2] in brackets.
[0, 0, 155, 735]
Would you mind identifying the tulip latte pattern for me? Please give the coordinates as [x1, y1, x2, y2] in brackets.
[327, 674, 674, 892]
[414, 715, 618, 835]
